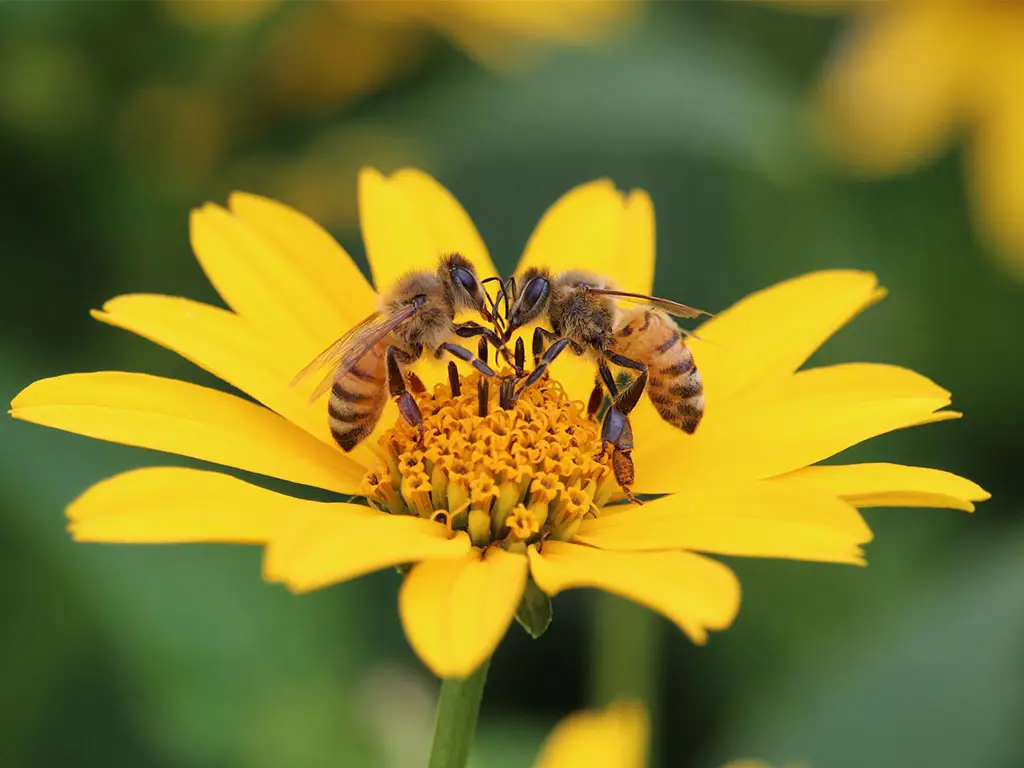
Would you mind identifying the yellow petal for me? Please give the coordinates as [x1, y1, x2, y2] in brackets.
[69, 466, 318, 542]
[227, 191, 377, 329]
[771, 462, 989, 513]
[969, 90, 1024, 270]
[359, 167, 437, 292]
[399, 548, 527, 678]
[389, 169, 499, 281]
[633, 363, 957, 493]
[190, 202, 339, 350]
[528, 543, 739, 645]
[817, 2, 962, 174]
[359, 167, 495, 295]
[535, 702, 648, 768]
[576, 483, 869, 565]
[516, 179, 656, 294]
[265, 515, 471, 594]
[10, 372, 362, 494]
[620, 189, 656, 295]
[92, 294, 333, 443]
[688, 270, 884, 406]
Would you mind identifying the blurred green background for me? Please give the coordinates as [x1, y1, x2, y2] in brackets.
[2, 2, 1020, 767]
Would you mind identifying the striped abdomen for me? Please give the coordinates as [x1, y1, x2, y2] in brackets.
[328, 344, 388, 451]
[612, 308, 704, 434]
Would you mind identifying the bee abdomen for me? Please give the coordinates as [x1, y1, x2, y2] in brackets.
[328, 364, 387, 452]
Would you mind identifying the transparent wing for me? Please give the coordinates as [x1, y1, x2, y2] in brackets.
[586, 288, 713, 319]
[290, 304, 420, 402]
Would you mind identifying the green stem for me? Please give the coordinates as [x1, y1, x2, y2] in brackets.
[427, 658, 492, 768]
[590, 593, 660, 712]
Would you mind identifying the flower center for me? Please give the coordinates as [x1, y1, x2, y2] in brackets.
[360, 367, 619, 550]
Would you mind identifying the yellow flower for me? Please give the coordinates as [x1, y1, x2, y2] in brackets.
[533, 702, 785, 768]
[167, 0, 635, 115]
[785, 0, 1024, 272]
[9, 168, 987, 679]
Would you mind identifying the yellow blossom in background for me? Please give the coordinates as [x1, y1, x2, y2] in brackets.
[785, 0, 1024, 274]
[9, 168, 986, 679]
[533, 701, 789, 768]
[168, 0, 636, 115]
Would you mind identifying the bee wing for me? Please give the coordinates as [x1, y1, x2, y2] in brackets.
[586, 288, 713, 319]
[290, 304, 421, 402]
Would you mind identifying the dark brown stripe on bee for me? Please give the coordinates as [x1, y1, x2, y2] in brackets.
[654, 332, 680, 354]
[328, 400, 365, 423]
[639, 311, 652, 332]
[677, 398, 704, 434]
[347, 365, 376, 382]
[648, 391, 675, 409]
[659, 358, 694, 377]
[332, 382, 373, 402]
[616, 325, 635, 338]
[669, 370, 703, 398]
[330, 423, 371, 451]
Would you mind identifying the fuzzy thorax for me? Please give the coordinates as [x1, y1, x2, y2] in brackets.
[360, 368, 619, 549]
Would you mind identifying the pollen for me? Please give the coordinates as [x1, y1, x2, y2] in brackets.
[362, 369, 611, 548]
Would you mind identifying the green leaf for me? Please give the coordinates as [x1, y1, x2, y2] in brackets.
[515, 575, 553, 639]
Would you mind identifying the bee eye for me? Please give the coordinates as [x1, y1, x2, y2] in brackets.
[522, 277, 548, 310]
[451, 266, 478, 293]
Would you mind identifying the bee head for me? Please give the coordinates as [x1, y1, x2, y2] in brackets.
[506, 267, 551, 337]
[440, 253, 489, 316]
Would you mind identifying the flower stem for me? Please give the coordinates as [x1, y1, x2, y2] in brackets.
[590, 592, 660, 710]
[427, 658, 491, 768]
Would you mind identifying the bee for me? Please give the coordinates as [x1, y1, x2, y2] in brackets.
[502, 268, 709, 499]
[291, 253, 499, 451]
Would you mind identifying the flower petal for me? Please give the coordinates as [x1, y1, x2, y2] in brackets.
[576, 483, 869, 565]
[265, 515, 470, 594]
[515, 179, 656, 294]
[10, 372, 363, 494]
[688, 270, 885, 405]
[535, 702, 648, 768]
[620, 189, 656, 295]
[771, 462, 990, 513]
[227, 191, 378, 329]
[633, 363, 958, 493]
[399, 548, 527, 678]
[69, 466, 319, 542]
[92, 294, 333, 443]
[190, 202, 342, 350]
[817, 2, 961, 175]
[528, 543, 739, 645]
[359, 167, 497, 295]
[389, 168, 499, 281]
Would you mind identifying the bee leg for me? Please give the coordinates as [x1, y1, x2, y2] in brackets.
[516, 337, 573, 396]
[600, 409, 641, 504]
[606, 351, 647, 375]
[531, 326, 561, 367]
[586, 379, 604, 420]
[454, 322, 504, 350]
[407, 371, 426, 395]
[611, 367, 649, 417]
[387, 345, 425, 443]
[440, 343, 496, 377]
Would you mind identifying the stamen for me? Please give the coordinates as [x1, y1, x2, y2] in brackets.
[363, 369, 613, 552]
[477, 377, 489, 417]
[448, 361, 461, 397]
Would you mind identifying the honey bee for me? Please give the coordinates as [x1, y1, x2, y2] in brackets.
[502, 267, 709, 499]
[291, 253, 499, 451]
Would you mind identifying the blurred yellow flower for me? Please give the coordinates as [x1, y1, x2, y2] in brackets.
[10, 168, 986, 680]
[792, 1, 1024, 273]
[168, 0, 636, 115]
[533, 702, 788, 768]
